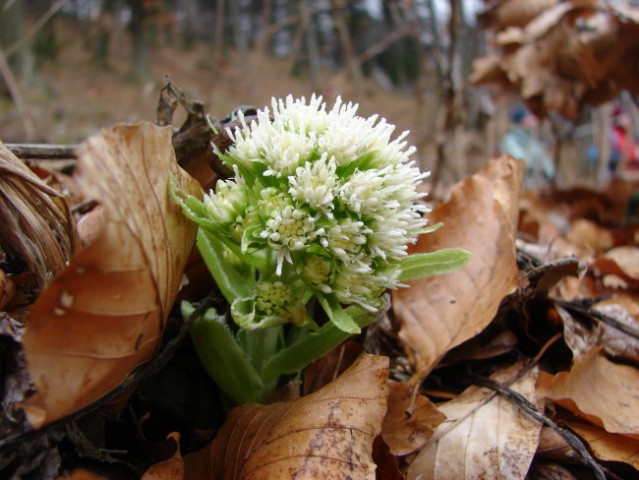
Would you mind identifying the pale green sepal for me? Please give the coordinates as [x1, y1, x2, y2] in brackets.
[399, 248, 471, 282]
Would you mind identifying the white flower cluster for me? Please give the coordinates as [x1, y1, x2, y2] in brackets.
[207, 95, 429, 316]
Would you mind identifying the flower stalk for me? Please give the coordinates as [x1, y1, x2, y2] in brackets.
[172, 95, 470, 404]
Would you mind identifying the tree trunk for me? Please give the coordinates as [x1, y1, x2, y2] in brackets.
[430, 0, 460, 194]
[230, 0, 248, 58]
[129, 0, 150, 82]
[214, 0, 226, 66]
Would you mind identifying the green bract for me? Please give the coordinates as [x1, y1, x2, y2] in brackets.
[172, 95, 470, 404]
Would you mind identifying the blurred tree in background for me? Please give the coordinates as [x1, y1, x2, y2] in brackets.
[2, 0, 639, 190]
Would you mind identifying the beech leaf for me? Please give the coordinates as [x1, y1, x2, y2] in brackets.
[380, 381, 446, 456]
[21, 123, 200, 427]
[141, 432, 184, 480]
[393, 156, 523, 379]
[537, 346, 639, 435]
[568, 420, 639, 470]
[185, 353, 389, 479]
[407, 365, 542, 480]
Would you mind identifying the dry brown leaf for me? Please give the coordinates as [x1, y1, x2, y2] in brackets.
[595, 303, 639, 362]
[21, 123, 200, 427]
[530, 463, 579, 480]
[0, 142, 75, 288]
[56, 469, 110, 480]
[0, 268, 15, 311]
[537, 346, 639, 436]
[555, 306, 598, 360]
[185, 353, 389, 480]
[494, 0, 559, 30]
[568, 419, 639, 470]
[536, 426, 572, 463]
[407, 364, 542, 480]
[473, 1, 639, 117]
[141, 432, 184, 480]
[393, 156, 522, 380]
[565, 219, 614, 254]
[602, 246, 639, 279]
[380, 381, 446, 456]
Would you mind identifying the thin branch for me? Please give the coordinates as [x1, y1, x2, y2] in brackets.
[351, 25, 417, 66]
[470, 375, 609, 480]
[430, 0, 460, 194]
[559, 300, 639, 342]
[5, 143, 78, 160]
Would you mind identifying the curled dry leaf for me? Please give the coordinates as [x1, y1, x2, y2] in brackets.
[185, 353, 389, 480]
[0, 142, 75, 288]
[393, 156, 522, 380]
[407, 365, 542, 480]
[21, 123, 201, 427]
[141, 432, 184, 480]
[537, 346, 639, 436]
[380, 381, 445, 456]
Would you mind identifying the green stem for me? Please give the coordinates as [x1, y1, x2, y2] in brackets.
[237, 326, 283, 395]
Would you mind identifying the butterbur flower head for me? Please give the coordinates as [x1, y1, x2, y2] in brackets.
[209, 94, 429, 320]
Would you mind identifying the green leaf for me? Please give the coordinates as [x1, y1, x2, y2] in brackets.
[316, 293, 361, 334]
[399, 248, 471, 282]
[183, 302, 266, 404]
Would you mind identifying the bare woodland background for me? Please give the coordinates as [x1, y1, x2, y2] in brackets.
[4, 0, 638, 193]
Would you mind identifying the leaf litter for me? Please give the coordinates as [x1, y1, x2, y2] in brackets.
[2, 85, 639, 478]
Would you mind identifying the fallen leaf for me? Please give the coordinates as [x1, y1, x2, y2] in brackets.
[407, 364, 542, 480]
[21, 123, 201, 427]
[380, 381, 446, 456]
[0, 142, 75, 288]
[595, 303, 639, 362]
[568, 419, 639, 470]
[529, 463, 579, 480]
[56, 469, 110, 480]
[185, 353, 389, 480]
[371, 436, 403, 480]
[393, 156, 522, 380]
[555, 305, 599, 360]
[565, 219, 614, 254]
[536, 426, 572, 463]
[141, 432, 184, 480]
[601, 246, 639, 279]
[537, 346, 639, 435]
[0, 268, 15, 310]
